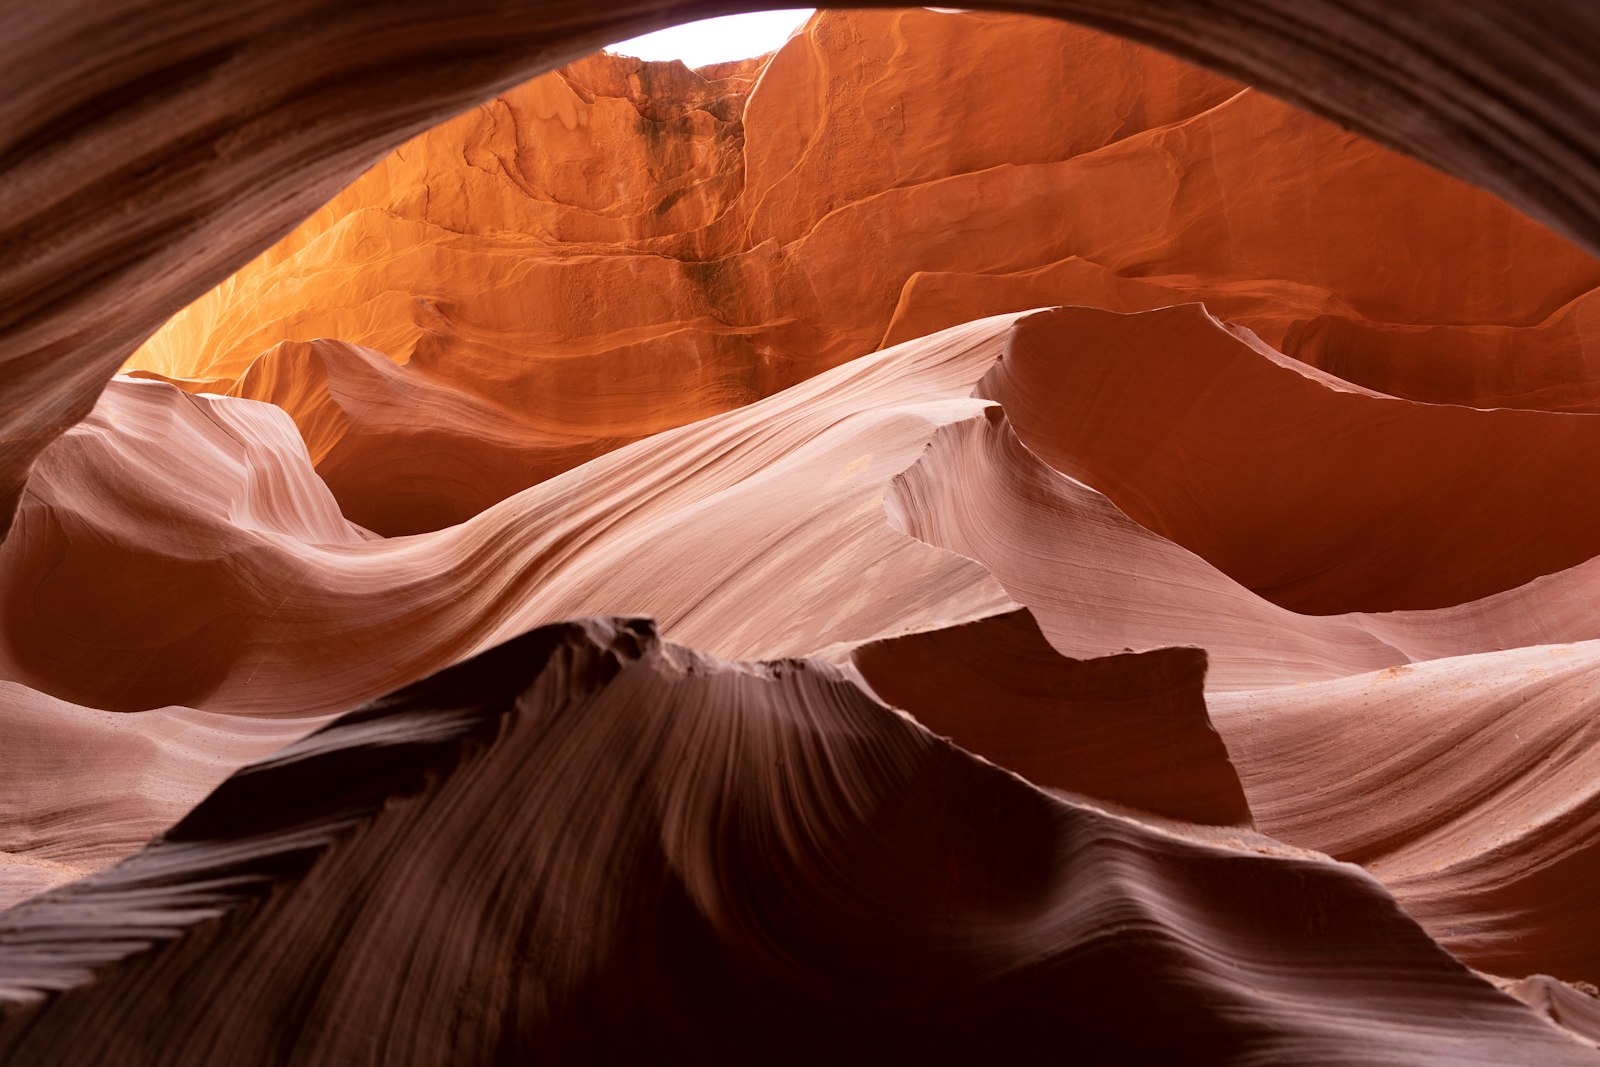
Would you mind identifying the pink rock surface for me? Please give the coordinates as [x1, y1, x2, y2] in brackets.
[5, 6, 1600, 1063]
[1212, 642, 1600, 984]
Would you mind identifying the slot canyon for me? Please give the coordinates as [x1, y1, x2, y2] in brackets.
[3, 3, 1600, 1063]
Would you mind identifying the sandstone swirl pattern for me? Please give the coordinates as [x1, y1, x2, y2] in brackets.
[4, 6, 1600, 1065]
[3, 619, 1596, 1065]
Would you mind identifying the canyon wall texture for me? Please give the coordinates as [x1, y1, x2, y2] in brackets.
[5, 5, 1600, 1065]
[128, 10, 1600, 539]
[2, 0, 1598, 537]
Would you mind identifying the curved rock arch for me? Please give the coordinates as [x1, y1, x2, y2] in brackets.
[1, 0, 1595, 534]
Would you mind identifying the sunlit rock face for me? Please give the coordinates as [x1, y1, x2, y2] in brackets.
[126, 9, 1600, 537]
[6, 7, 1600, 1065]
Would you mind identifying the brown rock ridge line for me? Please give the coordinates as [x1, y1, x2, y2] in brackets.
[1210, 642, 1600, 984]
[848, 608, 1251, 826]
[887, 406, 1407, 687]
[1506, 975, 1600, 1047]
[883, 255, 1600, 413]
[0, 685, 312, 910]
[125, 16, 1600, 535]
[982, 303, 1600, 613]
[0, 599, 1260, 902]
[1282, 287, 1600, 412]
[6, 0, 1600, 538]
[2, 617, 1595, 1065]
[229, 338, 639, 534]
[0, 608, 1257, 906]
[887, 375, 1600, 689]
[882, 253, 1367, 351]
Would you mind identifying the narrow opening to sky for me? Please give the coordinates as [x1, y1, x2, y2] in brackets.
[607, 10, 815, 68]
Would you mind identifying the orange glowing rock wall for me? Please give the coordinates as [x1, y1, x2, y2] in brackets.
[6, 7, 1600, 1064]
[129, 9, 1600, 537]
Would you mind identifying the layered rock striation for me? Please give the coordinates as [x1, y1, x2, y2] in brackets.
[128, 11, 1600, 536]
[5, 6, 1600, 1065]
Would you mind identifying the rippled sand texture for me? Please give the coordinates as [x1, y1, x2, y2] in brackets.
[6, 7, 1600, 1065]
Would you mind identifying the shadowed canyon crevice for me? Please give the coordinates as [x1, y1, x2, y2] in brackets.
[5, 5, 1600, 1064]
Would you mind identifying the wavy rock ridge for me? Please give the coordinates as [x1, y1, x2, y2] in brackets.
[5, 6, 1600, 1064]
[2, 619, 1594, 1065]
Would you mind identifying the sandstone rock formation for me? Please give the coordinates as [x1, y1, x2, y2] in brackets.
[5, 4, 1600, 1065]
[4, 0, 1599, 534]
[126, 12, 1600, 536]
[4, 619, 1596, 1065]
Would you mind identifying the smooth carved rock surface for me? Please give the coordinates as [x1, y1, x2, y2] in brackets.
[2, 619, 1596, 1066]
[1211, 643, 1600, 984]
[981, 304, 1600, 613]
[5, 6, 1600, 1064]
[1, 0, 1598, 536]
